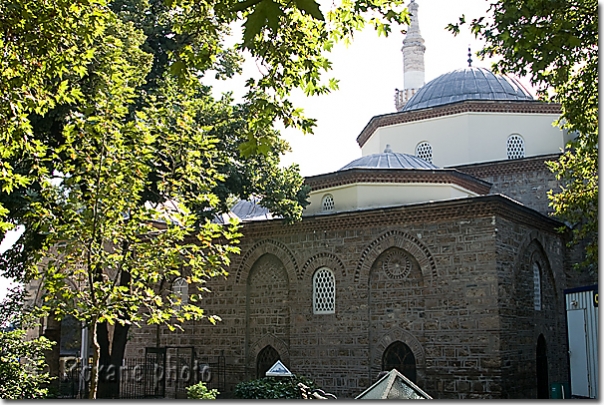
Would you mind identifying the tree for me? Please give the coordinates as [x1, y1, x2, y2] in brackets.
[1, 0, 411, 399]
[0, 288, 54, 399]
[447, 0, 598, 273]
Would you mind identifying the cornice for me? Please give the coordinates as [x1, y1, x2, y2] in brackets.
[451, 153, 561, 178]
[304, 168, 492, 195]
[356, 100, 562, 147]
[237, 195, 564, 239]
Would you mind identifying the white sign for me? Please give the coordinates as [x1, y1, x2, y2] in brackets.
[265, 360, 293, 377]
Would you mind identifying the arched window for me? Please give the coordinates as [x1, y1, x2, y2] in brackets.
[256, 345, 280, 378]
[173, 277, 188, 308]
[313, 268, 335, 314]
[321, 194, 335, 212]
[533, 262, 541, 311]
[382, 341, 417, 383]
[415, 142, 433, 163]
[507, 134, 525, 159]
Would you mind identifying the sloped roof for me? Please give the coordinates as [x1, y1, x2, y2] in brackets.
[402, 67, 533, 112]
[355, 368, 432, 400]
[340, 151, 437, 171]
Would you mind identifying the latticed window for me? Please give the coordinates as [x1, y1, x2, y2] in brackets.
[507, 134, 525, 159]
[533, 262, 541, 311]
[313, 268, 335, 314]
[415, 142, 433, 163]
[321, 194, 335, 212]
[173, 277, 188, 308]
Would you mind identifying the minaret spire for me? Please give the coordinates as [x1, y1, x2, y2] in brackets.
[395, 0, 426, 111]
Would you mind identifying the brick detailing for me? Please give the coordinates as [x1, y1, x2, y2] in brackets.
[248, 333, 290, 373]
[305, 168, 492, 195]
[495, 223, 568, 398]
[355, 230, 437, 283]
[357, 101, 562, 147]
[369, 248, 426, 385]
[301, 252, 347, 281]
[235, 239, 299, 283]
[246, 254, 290, 375]
[372, 327, 426, 381]
[453, 155, 561, 216]
[452, 154, 560, 178]
[239, 196, 561, 240]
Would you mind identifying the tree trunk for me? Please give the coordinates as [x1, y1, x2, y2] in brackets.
[97, 321, 130, 398]
[88, 318, 100, 399]
[97, 268, 132, 398]
[43, 314, 62, 396]
[96, 322, 113, 398]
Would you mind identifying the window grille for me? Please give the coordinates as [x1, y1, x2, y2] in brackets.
[256, 345, 280, 378]
[507, 134, 525, 159]
[415, 142, 433, 163]
[533, 262, 541, 310]
[173, 277, 188, 308]
[382, 341, 417, 383]
[313, 268, 335, 314]
[322, 194, 335, 212]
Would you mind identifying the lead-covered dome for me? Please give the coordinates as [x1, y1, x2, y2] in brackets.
[402, 67, 533, 112]
[340, 150, 438, 170]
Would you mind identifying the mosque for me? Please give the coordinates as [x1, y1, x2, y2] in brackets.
[123, 0, 592, 399]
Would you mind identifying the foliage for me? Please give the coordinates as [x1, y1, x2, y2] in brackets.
[447, 0, 598, 273]
[0, 0, 107, 234]
[186, 381, 219, 399]
[234, 375, 318, 399]
[0, 287, 54, 399]
[1, 0, 411, 398]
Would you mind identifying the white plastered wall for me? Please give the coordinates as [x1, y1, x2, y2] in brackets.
[304, 182, 478, 216]
[361, 112, 565, 167]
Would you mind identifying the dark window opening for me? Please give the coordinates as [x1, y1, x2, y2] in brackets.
[256, 345, 280, 379]
[536, 334, 549, 399]
[382, 341, 417, 383]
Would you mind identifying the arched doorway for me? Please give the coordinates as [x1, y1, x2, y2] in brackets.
[256, 345, 280, 378]
[382, 341, 417, 383]
[536, 334, 549, 399]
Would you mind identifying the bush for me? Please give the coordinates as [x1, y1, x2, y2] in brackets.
[186, 381, 219, 399]
[234, 375, 318, 399]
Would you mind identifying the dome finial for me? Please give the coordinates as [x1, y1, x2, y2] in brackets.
[467, 45, 473, 67]
[384, 144, 393, 153]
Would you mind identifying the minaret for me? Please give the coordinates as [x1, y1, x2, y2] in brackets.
[394, 0, 426, 111]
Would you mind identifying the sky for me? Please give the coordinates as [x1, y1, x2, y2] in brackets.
[208, 0, 515, 177]
[0, 0, 524, 300]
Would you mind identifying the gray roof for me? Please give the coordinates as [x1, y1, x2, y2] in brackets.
[402, 67, 533, 112]
[212, 198, 273, 224]
[340, 151, 438, 171]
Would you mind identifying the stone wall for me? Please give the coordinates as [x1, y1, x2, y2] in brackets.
[124, 195, 578, 399]
[454, 154, 560, 216]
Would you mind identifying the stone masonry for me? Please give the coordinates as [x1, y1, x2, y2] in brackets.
[124, 194, 586, 399]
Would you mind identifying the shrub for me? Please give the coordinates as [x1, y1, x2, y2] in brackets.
[234, 375, 318, 399]
[186, 381, 219, 399]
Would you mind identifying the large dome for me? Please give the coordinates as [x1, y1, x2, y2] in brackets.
[402, 67, 533, 112]
[340, 150, 437, 170]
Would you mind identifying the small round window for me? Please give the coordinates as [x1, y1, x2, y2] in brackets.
[415, 142, 433, 163]
[507, 134, 525, 159]
[322, 194, 334, 212]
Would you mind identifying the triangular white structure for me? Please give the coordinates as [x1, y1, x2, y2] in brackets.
[265, 360, 293, 377]
[356, 369, 432, 399]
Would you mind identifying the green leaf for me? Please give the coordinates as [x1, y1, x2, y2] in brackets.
[294, 0, 324, 21]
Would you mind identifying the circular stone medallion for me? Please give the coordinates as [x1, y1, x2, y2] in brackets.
[382, 250, 412, 279]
